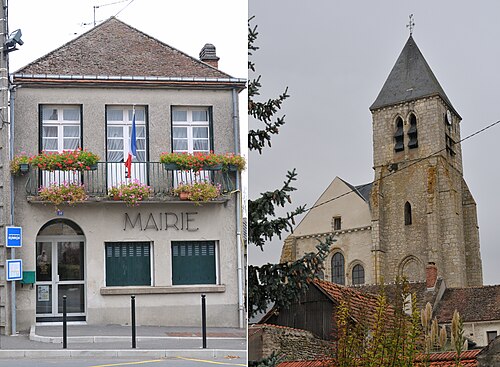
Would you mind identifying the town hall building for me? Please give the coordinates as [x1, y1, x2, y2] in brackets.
[280, 34, 483, 289]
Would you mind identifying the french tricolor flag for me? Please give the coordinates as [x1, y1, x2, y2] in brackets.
[124, 109, 137, 179]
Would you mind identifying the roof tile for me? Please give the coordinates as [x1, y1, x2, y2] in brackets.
[15, 17, 233, 79]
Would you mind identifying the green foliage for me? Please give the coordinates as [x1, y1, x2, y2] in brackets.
[248, 20, 289, 154]
[10, 152, 30, 174]
[249, 237, 333, 318]
[333, 278, 422, 367]
[108, 180, 151, 206]
[38, 182, 88, 207]
[248, 19, 332, 324]
[160, 152, 246, 171]
[249, 353, 283, 367]
[172, 181, 221, 203]
[31, 149, 99, 171]
[451, 310, 466, 366]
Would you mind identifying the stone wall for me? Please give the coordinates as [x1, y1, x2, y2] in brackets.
[370, 96, 480, 288]
[249, 324, 331, 362]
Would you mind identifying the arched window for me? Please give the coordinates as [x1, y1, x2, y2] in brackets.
[352, 264, 365, 285]
[394, 117, 404, 152]
[332, 252, 345, 285]
[408, 113, 418, 149]
[405, 201, 412, 225]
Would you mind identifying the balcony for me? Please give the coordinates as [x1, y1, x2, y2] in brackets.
[24, 162, 237, 202]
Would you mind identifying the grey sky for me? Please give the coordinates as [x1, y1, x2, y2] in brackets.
[248, 1, 500, 285]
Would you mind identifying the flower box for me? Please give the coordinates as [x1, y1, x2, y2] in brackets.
[108, 181, 151, 206]
[202, 164, 222, 171]
[160, 152, 245, 172]
[31, 149, 100, 171]
[19, 163, 30, 174]
[172, 181, 221, 204]
[163, 163, 179, 170]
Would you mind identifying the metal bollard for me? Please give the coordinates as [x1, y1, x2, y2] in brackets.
[62, 295, 67, 349]
[131, 295, 136, 349]
[201, 294, 207, 349]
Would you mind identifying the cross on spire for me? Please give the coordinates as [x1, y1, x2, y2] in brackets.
[406, 14, 415, 36]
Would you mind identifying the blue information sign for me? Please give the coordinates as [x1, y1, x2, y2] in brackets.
[6, 226, 22, 248]
[6, 259, 22, 281]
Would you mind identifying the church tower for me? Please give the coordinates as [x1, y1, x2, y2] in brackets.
[369, 35, 483, 287]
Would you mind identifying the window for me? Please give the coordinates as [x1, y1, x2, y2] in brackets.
[332, 252, 345, 285]
[352, 264, 365, 285]
[107, 107, 146, 162]
[394, 117, 404, 152]
[445, 133, 456, 156]
[172, 241, 216, 285]
[405, 201, 412, 225]
[487, 331, 498, 344]
[172, 107, 211, 153]
[41, 105, 81, 152]
[408, 113, 418, 149]
[105, 242, 151, 286]
[333, 217, 341, 231]
[106, 106, 147, 184]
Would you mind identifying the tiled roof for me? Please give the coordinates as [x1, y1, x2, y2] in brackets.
[370, 36, 459, 118]
[15, 17, 233, 79]
[278, 350, 480, 367]
[314, 279, 394, 326]
[435, 285, 500, 323]
[352, 278, 444, 313]
[414, 350, 480, 367]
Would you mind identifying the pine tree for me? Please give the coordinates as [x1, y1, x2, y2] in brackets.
[248, 19, 333, 320]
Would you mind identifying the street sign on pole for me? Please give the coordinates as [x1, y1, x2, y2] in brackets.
[6, 259, 22, 281]
[6, 226, 22, 248]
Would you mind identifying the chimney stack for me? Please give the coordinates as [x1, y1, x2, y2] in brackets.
[426, 262, 438, 289]
[199, 43, 219, 69]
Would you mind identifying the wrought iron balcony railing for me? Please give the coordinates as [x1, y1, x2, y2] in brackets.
[25, 162, 236, 198]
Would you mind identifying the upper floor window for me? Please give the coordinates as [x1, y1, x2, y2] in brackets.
[106, 106, 146, 163]
[332, 252, 345, 285]
[172, 107, 211, 153]
[405, 201, 412, 225]
[333, 216, 341, 231]
[394, 117, 404, 152]
[41, 105, 81, 152]
[408, 113, 418, 149]
[352, 264, 365, 285]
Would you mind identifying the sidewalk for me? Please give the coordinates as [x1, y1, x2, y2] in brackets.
[0, 324, 247, 359]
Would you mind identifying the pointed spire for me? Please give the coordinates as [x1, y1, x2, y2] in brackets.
[370, 36, 458, 117]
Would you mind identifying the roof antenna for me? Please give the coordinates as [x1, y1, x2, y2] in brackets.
[406, 14, 415, 36]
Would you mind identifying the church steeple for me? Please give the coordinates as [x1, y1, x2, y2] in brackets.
[370, 36, 459, 118]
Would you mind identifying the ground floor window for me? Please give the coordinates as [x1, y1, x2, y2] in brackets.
[171, 241, 216, 285]
[105, 242, 151, 286]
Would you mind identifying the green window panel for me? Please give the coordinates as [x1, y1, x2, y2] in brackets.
[172, 241, 216, 285]
[105, 242, 151, 286]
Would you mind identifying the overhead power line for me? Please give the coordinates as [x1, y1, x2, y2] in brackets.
[305, 119, 500, 213]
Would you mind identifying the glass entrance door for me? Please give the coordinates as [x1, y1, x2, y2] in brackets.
[36, 240, 85, 321]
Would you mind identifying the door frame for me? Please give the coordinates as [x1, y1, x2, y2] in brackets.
[35, 234, 86, 322]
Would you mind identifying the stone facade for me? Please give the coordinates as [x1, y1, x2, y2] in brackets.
[280, 36, 482, 289]
[248, 324, 331, 362]
[371, 97, 482, 288]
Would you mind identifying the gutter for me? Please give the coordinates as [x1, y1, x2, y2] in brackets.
[232, 88, 245, 329]
[13, 73, 247, 84]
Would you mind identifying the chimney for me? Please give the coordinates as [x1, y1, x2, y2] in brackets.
[426, 262, 438, 289]
[199, 43, 219, 68]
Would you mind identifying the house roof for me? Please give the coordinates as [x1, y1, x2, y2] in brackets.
[352, 278, 445, 314]
[14, 17, 243, 84]
[278, 350, 480, 367]
[258, 279, 390, 327]
[313, 279, 394, 326]
[370, 36, 459, 118]
[338, 178, 372, 203]
[435, 285, 500, 323]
